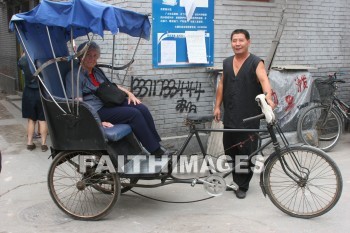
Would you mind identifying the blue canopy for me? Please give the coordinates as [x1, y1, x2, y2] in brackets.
[10, 0, 151, 40]
[9, 0, 151, 65]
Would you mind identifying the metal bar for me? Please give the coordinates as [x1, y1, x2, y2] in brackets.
[121, 178, 202, 188]
[175, 131, 195, 162]
[195, 128, 269, 133]
[70, 27, 75, 112]
[121, 15, 148, 86]
[111, 34, 116, 82]
[75, 35, 95, 116]
[45, 26, 71, 113]
[194, 130, 207, 155]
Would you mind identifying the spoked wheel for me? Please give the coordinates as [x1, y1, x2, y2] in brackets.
[297, 105, 342, 151]
[48, 151, 121, 220]
[264, 146, 342, 218]
[120, 177, 139, 194]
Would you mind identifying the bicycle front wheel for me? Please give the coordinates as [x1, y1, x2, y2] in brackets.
[264, 146, 342, 218]
[297, 105, 342, 151]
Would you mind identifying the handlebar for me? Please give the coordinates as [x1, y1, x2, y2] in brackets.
[242, 113, 265, 124]
[242, 94, 275, 125]
[318, 72, 346, 85]
[318, 79, 345, 85]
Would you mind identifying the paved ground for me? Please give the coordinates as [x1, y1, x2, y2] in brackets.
[0, 95, 349, 233]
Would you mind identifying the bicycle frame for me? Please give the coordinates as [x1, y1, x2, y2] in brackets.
[159, 120, 310, 196]
[315, 95, 350, 131]
[324, 72, 350, 120]
[307, 73, 350, 133]
[333, 98, 350, 120]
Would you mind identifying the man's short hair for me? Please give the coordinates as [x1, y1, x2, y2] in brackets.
[231, 29, 250, 41]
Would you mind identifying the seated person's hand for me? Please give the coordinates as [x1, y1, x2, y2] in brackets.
[127, 92, 141, 105]
[102, 122, 114, 128]
[117, 85, 141, 105]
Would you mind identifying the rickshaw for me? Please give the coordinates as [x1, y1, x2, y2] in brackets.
[10, 0, 342, 221]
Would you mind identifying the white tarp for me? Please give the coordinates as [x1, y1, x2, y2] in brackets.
[269, 68, 315, 131]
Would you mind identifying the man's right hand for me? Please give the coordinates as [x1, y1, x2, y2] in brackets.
[214, 107, 221, 122]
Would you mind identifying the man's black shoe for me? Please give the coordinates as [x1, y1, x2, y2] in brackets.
[235, 189, 246, 199]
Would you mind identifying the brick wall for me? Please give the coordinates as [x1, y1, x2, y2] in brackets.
[0, 3, 18, 94]
[214, 0, 350, 102]
[275, 0, 350, 102]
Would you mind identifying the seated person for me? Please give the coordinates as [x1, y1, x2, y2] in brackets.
[65, 41, 167, 156]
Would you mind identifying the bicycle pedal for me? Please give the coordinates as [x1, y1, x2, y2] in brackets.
[227, 182, 238, 191]
[191, 179, 197, 187]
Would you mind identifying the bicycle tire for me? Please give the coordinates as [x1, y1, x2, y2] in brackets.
[297, 104, 342, 151]
[48, 151, 120, 220]
[264, 146, 342, 218]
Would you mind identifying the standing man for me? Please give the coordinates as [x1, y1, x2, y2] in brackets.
[214, 29, 274, 199]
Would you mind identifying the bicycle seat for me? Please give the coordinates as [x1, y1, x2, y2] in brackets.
[186, 113, 214, 124]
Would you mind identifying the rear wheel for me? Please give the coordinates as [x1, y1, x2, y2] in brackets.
[48, 151, 120, 220]
[297, 105, 342, 151]
[264, 146, 342, 218]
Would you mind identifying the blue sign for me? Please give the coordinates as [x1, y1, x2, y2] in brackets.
[152, 0, 214, 68]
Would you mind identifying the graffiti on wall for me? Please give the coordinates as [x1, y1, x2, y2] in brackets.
[131, 77, 205, 113]
[175, 98, 197, 113]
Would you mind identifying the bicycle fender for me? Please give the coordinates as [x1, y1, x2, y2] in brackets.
[259, 144, 305, 197]
[260, 151, 277, 197]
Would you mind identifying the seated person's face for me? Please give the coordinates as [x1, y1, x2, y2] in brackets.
[81, 49, 100, 72]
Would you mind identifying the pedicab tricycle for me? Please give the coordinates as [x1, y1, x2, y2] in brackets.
[10, 0, 342, 221]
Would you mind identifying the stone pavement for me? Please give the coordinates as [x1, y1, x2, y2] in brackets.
[0, 95, 349, 233]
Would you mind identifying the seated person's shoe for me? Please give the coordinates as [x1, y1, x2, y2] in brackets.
[27, 143, 36, 151]
[162, 149, 175, 156]
[235, 189, 246, 199]
[153, 147, 175, 159]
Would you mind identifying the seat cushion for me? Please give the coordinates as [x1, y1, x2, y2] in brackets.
[103, 124, 132, 142]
